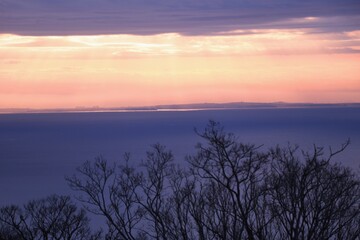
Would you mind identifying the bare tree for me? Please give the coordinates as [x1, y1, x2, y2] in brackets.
[66, 155, 144, 240]
[66, 145, 176, 240]
[136, 144, 174, 240]
[65, 121, 360, 240]
[187, 120, 270, 240]
[0, 195, 100, 240]
[185, 121, 360, 240]
[267, 142, 360, 240]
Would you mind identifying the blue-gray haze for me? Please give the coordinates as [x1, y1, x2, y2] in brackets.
[0, 107, 359, 206]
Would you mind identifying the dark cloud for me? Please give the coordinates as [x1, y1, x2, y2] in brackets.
[0, 0, 359, 35]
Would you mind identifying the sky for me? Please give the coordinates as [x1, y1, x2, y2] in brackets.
[0, 0, 360, 109]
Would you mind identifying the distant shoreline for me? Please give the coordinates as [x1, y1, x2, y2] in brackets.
[1, 102, 360, 114]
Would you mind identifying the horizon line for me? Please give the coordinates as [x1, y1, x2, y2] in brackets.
[1, 101, 360, 115]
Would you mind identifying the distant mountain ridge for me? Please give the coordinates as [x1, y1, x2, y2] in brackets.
[1, 102, 360, 114]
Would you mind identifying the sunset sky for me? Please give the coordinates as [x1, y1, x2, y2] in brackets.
[1, 0, 360, 109]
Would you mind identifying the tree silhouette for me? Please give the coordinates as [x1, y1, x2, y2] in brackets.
[66, 121, 360, 239]
[66, 145, 175, 240]
[0, 195, 101, 240]
[187, 121, 270, 239]
[267, 142, 360, 240]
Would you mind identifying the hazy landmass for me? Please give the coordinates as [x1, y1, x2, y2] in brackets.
[1, 102, 360, 114]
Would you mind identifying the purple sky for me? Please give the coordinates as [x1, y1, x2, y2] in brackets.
[1, 0, 360, 36]
[1, 0, 360, 108]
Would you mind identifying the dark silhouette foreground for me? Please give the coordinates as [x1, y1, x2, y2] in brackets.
[1, 121, 359, 239]
[0, 195, 101, 239]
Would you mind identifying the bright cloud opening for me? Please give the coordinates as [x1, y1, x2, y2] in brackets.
[1, 30, 359, 109]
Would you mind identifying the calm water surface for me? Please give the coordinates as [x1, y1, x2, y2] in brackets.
[0, 107, 359, 205]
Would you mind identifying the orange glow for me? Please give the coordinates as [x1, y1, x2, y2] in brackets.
[1, 30, 360, 109]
